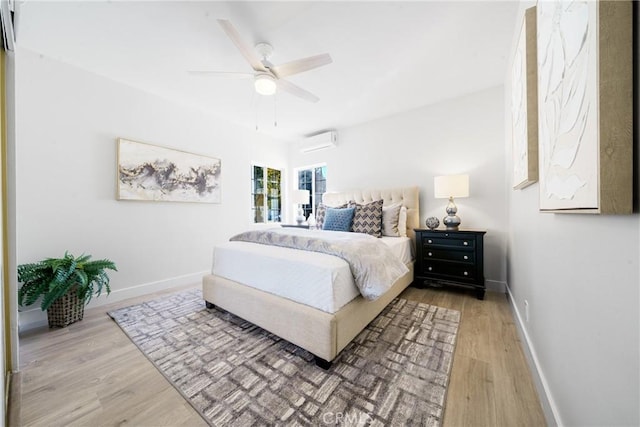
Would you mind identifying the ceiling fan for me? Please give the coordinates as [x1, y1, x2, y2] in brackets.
[190, 19, 332, 103]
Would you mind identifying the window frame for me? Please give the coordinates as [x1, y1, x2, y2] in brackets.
[294, 163, 327, 219]
[251, 164, 283, 224]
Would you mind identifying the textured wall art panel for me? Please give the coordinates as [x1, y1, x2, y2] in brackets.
[117, 138, 222, 203]
[537, 1, 632, 213]
[511, 6, 538, 190]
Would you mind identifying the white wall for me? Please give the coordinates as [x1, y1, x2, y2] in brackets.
[505, 3, 639, 426]
[289, 86, 508, 289]
[15, 48, 288, 329]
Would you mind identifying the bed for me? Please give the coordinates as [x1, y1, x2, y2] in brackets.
[202, 186, 419, 368]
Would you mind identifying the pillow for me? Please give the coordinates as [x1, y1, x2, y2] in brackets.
[316, 203, 347, 230]
[323, 207, 356, 232]
[398, 206, 408, 237]
[349, 199, 384, 237]
[382, 203, 402, 237]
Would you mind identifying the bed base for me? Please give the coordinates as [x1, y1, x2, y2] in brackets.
[202, 264, 413, 367]
[204, 299, 335, 369]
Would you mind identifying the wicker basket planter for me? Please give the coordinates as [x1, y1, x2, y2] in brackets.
[47, 289, 85, 328]
[18, 252, 116, 326]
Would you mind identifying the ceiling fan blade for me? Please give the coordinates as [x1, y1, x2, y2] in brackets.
[271, 53, 332, 79]
[188, 70, 254, 79]
[217, 19, 267, 72]
[277, 79, 320, 103]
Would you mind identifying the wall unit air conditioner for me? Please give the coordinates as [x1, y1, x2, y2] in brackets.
[300, 131, 338, 153]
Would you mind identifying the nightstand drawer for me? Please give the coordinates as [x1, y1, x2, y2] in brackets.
[422, 262, 476, 280]
[423, 248, 475, 263]
[422, 236, 475, 249]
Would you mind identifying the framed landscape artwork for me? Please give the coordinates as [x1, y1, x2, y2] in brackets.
[117, 138, 222, 203]
[536, 1, 632, 214]
[511, 6, 538, 190]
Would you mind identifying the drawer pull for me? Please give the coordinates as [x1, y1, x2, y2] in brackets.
[428, 266, 433, 271]
[463, 271, 468, 276]
[463, 255, 469, 260]
[463, 241, 469, 246]
[428, 252, 433, 257]
[427, 239, 433, 244]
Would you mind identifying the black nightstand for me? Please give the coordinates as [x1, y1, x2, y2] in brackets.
[414, 229, 486, 300]
[281, 224, 310, 229]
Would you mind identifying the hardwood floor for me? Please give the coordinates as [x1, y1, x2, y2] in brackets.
[14, 284, 546, 426]
[402, 286, 546, 426]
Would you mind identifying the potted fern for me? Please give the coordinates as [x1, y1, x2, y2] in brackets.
[18, 252, 117, 328]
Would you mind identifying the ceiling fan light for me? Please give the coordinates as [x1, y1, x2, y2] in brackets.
[254, 73, 276, 96]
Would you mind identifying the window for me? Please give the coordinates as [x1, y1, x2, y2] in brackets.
[297, 165, 327, 218]
[252, 165, 282, 223]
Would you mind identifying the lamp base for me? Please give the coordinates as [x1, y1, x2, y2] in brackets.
[442, 215, 461, 231]
[296, 207, 305, 225]
[443, 196, 461, 230]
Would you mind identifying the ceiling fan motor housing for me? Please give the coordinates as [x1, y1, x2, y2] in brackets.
[255, 42, 274, 60]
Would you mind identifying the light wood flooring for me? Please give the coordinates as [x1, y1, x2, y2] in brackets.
[14, 284, 546, 426]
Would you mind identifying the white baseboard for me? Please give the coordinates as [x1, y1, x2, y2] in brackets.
[18, 271, 207, 333]
[105, 271, 206, 304]
[506, 284, 562, 426]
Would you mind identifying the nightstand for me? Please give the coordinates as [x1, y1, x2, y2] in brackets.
[414, 229, 486, 300]
[281, 224, 310, 229]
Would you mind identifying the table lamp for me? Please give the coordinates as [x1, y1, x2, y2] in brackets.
[292, 189, 310, 225]
[434, 175, 469, 230]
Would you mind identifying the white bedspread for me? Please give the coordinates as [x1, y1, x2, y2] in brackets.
[213, 241, 358, 314]
[229, 228, 409, 300]
[212, 231, 413, 314]
[380, 236, 413, 264]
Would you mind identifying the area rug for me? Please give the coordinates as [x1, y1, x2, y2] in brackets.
[108, 289, 460, 426]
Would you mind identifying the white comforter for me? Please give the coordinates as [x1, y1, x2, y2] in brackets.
[229, 228, 409, 300]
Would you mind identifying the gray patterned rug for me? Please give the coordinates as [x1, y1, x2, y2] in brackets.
[108, 289, 460, 426]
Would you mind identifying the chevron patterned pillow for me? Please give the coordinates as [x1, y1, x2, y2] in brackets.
[349, 199, 384, 237]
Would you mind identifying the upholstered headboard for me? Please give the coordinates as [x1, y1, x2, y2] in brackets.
[322, 186, 420, 242]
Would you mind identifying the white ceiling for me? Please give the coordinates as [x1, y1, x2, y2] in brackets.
[14, 1, 519, 141]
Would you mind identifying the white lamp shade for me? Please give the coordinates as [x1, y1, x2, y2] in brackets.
[254, 73, 277, 96]
[291, 189, 310, 204]
[434, 175, 469, 199]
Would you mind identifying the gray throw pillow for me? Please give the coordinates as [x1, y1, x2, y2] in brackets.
[382, 203, 402, 237]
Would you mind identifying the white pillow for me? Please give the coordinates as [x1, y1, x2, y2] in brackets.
[382, 203, 402, 237]
[398, 206, 408, 237]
